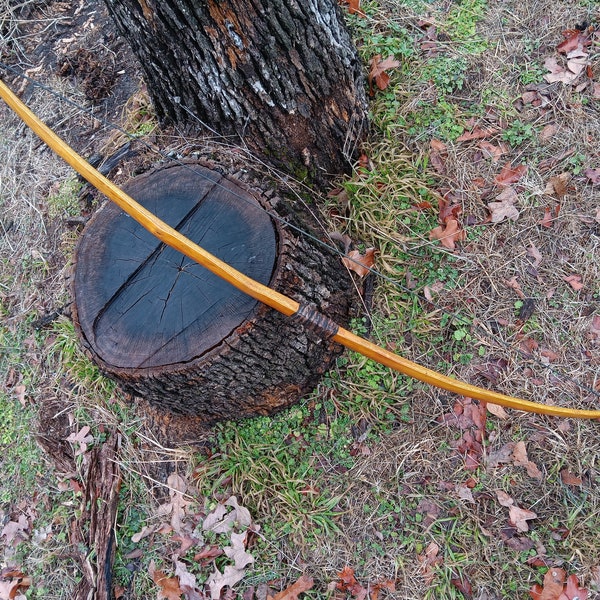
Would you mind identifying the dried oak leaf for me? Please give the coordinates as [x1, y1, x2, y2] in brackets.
[417, 541, 442, 585]
[429, 218, 465, 250]
[1, 514, 29, 547]
[560, 574, 588, 600]
[487, 186, 520, 223]
[342, 248, 376, 277]
[509, 505, 538, 533]
[563, 275, 583, 291]
[456, 126, 500, 141]
[150, 563, 184, 600]
[479, 140, 508, 162]
[429, 139, 447, 174]
[368, 55, 400, 95]
[207, 531, 255, 600]
[175, 561, 204, 600]
[527, 242, 543, 268]
[539, 124, 558, 142]
[268, 575, 314, 600]
[530, 567, 566, 600]
[560, 469, 583, 486]
[583, 168, 600, 184]
[203, 495, 253, 534]
[65, 425, 94, 456]
[511, 441, 543, 480]
[486, 403, 509, 420]
[451, 575, 473, 599]
[0, 568, 32, 600]
[544, 173, 570, 198]
[336, 566, 368, 600]
[495, 162, 528, 186]
[156, 472, 194, 534]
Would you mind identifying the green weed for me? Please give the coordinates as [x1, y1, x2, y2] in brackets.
[421, 56, 469, 96]
[502, 120, 538, 147]
[46, 175, 82, 218]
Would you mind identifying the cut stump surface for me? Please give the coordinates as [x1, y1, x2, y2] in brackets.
[73, 162, 357, 423]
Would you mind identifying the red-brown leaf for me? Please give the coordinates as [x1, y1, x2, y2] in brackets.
[494, 162, 528, 186]
[429, 219, 465, 251]
[151, 569, 184, 600]
[368, 55, 400, 95]
[560, 469, 583, 486]
[342, 248, 376, 277]
[530, 568, 566, 600]
[456, 126, 500, 141]
[560, 574, 588, 600]
[563, 274, 583, 291]
[269, 575, 314, 600]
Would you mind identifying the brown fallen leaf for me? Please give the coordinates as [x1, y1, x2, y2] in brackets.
[584, 168, 600, 184]
[560, 469, 583, 487]
[509, 505, 538, 533]
[527, 242, 543, 268]
[342, 248, 377, 277]
[544, 173, 570, 198]
[504, 276, 525, 299]
[495, 162, 528, 186]
[368, 55, 400, 95]
[563, 274, 583, 291]
[429, 218, 465, 251]
[539, 124, 558, 142]
[561, 573, 589, 600]
[486, 402, 509, 420]
[529, 567, 566, 600]
[451, 575, 473, 599]
[0, 568, 32, 600]
[511, 441, 543, 480]
[487, 186, 520, 223]
[14, 384, 26, 407]
[479, 140, 508, 162]
[336, 566, 368, 600]
[544, 55, 588, 85]
[429, 139, 447, 174]
[268, 575, 314, 600]
[417, 541, 443, 585]
[1, 514, 29, 547]
[150, 563, 184, 600]
[66, 425, 94, 456]
[175, 560, 204, 600]
[456, 126, 500, 141]
[369, 580, 396, 600]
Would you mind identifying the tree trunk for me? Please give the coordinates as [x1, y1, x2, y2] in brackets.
[101, 0, 368, 183]
[73, 161, 359, 424]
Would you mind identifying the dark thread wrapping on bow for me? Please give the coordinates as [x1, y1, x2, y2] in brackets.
[291, 303, 339, 340]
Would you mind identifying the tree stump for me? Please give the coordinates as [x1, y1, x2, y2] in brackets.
[73, 162, 357, 423]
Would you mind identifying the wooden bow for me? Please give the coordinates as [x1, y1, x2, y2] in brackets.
[2, 78, 598, 419]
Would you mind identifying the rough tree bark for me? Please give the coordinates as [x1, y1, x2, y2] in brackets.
[102, 0, 368, 182]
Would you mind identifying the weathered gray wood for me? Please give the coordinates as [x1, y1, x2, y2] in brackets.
[101, 0, 368, 182]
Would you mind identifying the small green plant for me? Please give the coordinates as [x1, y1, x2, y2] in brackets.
[406, 100, 465, 140]
[46, 175, 82, 218]
[445, 0, 488, 53]
[519, 61, 546, 85]
[502, 120, 537, 147]
[421, 56, 468, 96]
[567, 152, 587, 175]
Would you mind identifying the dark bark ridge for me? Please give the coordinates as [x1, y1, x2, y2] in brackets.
[102, 0, 368, 181]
